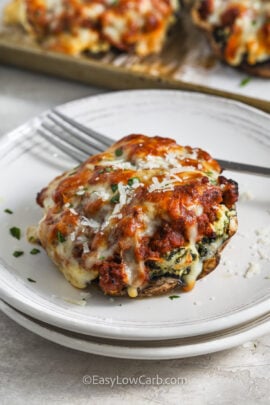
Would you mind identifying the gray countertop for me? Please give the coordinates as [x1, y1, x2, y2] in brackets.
[0, 65, 269, 405]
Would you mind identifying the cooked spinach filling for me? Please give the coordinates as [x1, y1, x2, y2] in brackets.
[147, 206, 236, 284]
[147, 247, 193, 280]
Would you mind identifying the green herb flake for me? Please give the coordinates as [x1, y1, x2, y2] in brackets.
[169, 295, 180, 300]
[99, 256, 105, 260]
[240, 77, 251, 87]
[10, 227, 21, 240]
[27, 277, 36, 283]
[128, 177, 140, 187]
[57, 231, 66, 243]
[105, 167, 113, 173]
[110, 193, 120, 204]
[4, 209, 13, 214]
[13, 250, 24, 258]
[115, 147, 123, 157]
[111, 183, 118, 193]
[30, 248, 41, 255]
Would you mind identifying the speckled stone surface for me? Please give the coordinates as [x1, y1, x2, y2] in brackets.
[0, 65, 269, 405]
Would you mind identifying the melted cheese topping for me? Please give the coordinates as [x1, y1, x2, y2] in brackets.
[193, 0, 270, 65]
[4, 0, 178, 56]
[35, 134, 238, 297]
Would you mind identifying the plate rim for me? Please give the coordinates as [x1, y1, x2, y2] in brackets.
[0, 89, 270, 341]
[1, 299, 270, 360]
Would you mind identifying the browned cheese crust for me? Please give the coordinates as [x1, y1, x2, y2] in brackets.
[33, 134, 239, 298]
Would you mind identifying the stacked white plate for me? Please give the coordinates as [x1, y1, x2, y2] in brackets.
[0, 90, 269, 360]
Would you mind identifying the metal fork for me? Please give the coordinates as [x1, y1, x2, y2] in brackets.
[37, 109, 270, 177]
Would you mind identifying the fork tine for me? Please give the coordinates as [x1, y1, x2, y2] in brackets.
[42, 117, 104, 156]
[37, 126, 87, 162]
[47, 113, 106, 153]
[52, 109, 114, 148]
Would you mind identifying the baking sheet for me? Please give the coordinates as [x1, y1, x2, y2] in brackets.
[0, 0, 269, 112]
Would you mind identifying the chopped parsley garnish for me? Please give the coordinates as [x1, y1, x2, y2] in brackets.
[115, 147, 123, 157]
[128, 177, 140, 187]
[57, 231, 66, 243]
[27, 277, 36, 283]
[111, 183, 118, 193]
[13, 250, 24, 258]
[110, 193, 120, 204]
[240, 77, 251, 87]
[169, 295, 180, 300]
[98, 167, 113, 174]
[4, 209, 13, 214]
[30, 248, 40, 255]
[99, 256, 105, 260]
[205, 171, 216, 184]
[10, 227, 21, 240]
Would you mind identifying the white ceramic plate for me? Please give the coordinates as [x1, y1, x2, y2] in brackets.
[1, 299, 270, 360]
[0, 90, 269, 341]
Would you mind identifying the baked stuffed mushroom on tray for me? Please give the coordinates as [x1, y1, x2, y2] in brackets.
[31, 134, 238, 298]
[191, 0, 270, 77]
[3, 0, 179, 56]
[4, 0, 270, 76]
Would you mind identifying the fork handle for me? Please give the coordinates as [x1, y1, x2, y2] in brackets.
[217, 159, 270, 177]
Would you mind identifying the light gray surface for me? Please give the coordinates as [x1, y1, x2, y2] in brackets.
[0, 65, 270, 405]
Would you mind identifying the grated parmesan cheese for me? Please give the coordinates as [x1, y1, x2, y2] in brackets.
[80, 216, 100, 230]
[244, 262, 261, 279]
[70, 232, 76, 242]
[83, 242, 90, 254]
[69, 208, 78, 216]
[148, 173, 183, 193]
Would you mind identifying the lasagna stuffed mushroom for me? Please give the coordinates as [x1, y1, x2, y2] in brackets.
[192, 0, 270, 76]
[4, 0, 178, 56]
[34, 134, 238, 298]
